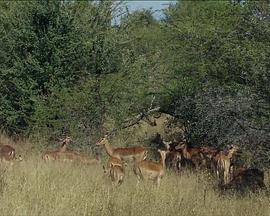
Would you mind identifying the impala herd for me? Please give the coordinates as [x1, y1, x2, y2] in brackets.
[0, 133, 267, 193]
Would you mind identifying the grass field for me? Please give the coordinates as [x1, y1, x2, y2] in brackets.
[0, 153, 269, 216]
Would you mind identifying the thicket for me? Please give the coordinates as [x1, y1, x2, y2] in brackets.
[0, 1, 269, 167]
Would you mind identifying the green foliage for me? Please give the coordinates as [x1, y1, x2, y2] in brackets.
[160, 1, 270, 166]
[0, 0, 269, 166]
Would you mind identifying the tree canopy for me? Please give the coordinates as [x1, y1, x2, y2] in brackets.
[0, 0, 269, 166]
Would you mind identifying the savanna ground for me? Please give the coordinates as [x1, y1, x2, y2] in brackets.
[0, 136, 269, 216]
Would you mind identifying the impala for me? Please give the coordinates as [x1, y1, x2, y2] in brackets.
[200, 146, 220, 170]
[58, 136, 73, 152]
[106, 156, 125, 169]
[42, 136, 73, 161]
[163, 141, 182, 171]
[43, 136, 99, 164]
[178, 143, 204, 169]
[214, 145, 239, 185]
[0, 145, 15, 162]
[58, 151, 100, 164]
[220, 167, 265, 193]
[103, 156, 125, 186]
[133, 149, 168, 187]
[200, 146, 219, 160]
[0, 145, 23, 165]
[96, 135, 147, 163]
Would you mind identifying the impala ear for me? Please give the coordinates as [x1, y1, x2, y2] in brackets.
[226, 144, 232, 149]
[65, 136, 73, 144]
[175, 144, 182, 150]
[163, 141, 172, 150]
[176, 143, 185, 150]
[104, 134, 111, 139]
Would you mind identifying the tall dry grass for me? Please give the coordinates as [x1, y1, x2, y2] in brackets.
[0, 156, 269, 216]
[0, 135, 269, 216]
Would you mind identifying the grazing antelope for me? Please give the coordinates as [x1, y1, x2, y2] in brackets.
[133, 149, 168, 187]
[103, 157, 125, 186]
[214, 145, 239, 185]
[96, 135, 147, 163]
[220, 167, 266, 193]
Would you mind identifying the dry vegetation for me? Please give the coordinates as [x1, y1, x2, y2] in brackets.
[0, 135, 269, 216]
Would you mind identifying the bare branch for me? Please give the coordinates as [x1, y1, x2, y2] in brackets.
[109, 107, 160, 135]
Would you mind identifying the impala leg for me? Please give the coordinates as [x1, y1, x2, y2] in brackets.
[156, 177, 161, 187]
[133, 165, 143, 186]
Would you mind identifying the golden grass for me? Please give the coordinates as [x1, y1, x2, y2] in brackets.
[0, 155, 269, 216]
[0, 134, 269, 216]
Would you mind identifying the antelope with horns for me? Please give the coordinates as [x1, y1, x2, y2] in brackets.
[96, 135, 147, 163]
[133, 149, 168, 187]
[42, 136, 100, 164]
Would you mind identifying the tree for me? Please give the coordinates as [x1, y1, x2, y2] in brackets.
[160, 0, 270, 166]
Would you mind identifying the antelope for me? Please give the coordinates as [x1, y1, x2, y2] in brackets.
[42, 136, 73, 161]
[214, 145, 239, 185]
[200, 146, 220, 171]
[178, 143, 204, 169]
[103, 157, 125, 186]
[200, 146, 219, 160]
[133, 149, 168, 187]
[57, 151, 100, 164]
[0, 145, 15, 162]
[220, 167, 266, 193]
[58, 136, 72, 152]
[43, 136, 100, 164]
[163, 141, 182, 171]
[96, 135, 147, 163]
[0, 145, 22, 165]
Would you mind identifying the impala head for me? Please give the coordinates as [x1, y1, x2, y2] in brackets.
[163, 140, 173, 150]
[96, 135, 109, 146]
[60, 136, 73, 146]
[227, 145, 239, 154]
[42, 153, 50, 161]
[157, 149, 168, 159]
[177, 142, 187, 150]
